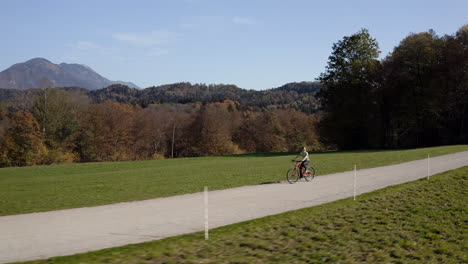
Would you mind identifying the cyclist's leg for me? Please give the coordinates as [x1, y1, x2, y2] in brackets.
[302, 161, 310, 174]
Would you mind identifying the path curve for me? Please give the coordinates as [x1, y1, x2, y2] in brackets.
[1, 152, 467, 263]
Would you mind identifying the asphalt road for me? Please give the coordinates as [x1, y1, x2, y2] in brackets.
[1, 151, 467, 263]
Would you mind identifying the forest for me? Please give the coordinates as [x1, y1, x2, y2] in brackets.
[317, 25, 467, 149]
[0, 91, 320, 166]
[0, 24, 466, 167]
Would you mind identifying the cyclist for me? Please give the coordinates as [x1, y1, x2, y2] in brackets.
[292, 146, 310, 177]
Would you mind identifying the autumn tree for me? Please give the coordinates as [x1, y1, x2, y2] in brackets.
[131, 106, 175, 159]
[0, 112, 47, 167]
[255, 111, 287, 152]
[233, 111, 259, 152]
[187, 103, 240, 156]
[77, 100, 134, 161]
[276, 109, 320, 151]
[0, 103, 9, 137]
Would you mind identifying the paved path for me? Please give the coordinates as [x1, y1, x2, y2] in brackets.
[1, 152, 467, 263]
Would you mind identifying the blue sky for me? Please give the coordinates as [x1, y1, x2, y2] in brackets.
[1, 0, 466, 90]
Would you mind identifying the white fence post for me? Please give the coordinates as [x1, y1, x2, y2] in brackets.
[353, 164, 357, 201]
[427, 154, 430, 180]
[204, 186, 209, 240]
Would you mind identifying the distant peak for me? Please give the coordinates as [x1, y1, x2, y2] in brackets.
[26, 58, 52, 64]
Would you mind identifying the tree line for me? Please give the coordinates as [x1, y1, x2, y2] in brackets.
[0, 90, 320, 167]
[317, 25, 467, 149]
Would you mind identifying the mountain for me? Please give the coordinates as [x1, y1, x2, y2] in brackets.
[0, 58, 139, 90]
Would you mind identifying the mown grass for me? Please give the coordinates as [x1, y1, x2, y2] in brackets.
[0, 145, 467, 216]
[19, 165, 468, 264]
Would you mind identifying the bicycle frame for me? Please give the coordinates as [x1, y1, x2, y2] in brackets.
[293, 162, 306, 174]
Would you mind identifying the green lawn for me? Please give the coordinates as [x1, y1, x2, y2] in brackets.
[0, 145, 467, 216]
[19, 165, 468, 264]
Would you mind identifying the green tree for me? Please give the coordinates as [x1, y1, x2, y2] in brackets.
[32, 88, 86, 151]
[440, 25, 468, 144]
[381, 31, 445, 147]
[317, 29, 382, 149]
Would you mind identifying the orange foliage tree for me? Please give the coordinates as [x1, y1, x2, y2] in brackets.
[77, 100, 134, 161]
[186, 103, 241, 156]
[0, 112, 47, 167]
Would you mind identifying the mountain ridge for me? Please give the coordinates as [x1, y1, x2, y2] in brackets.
[0, 58, 139, 90]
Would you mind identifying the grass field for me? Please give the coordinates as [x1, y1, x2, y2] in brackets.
[0, 145, 467, 216]
[18, 165, 468, 264]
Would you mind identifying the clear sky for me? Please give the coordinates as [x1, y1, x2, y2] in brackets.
[1, 0, 466, 90]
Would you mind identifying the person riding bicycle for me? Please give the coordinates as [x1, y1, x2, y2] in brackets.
[293, 146, 310, 177]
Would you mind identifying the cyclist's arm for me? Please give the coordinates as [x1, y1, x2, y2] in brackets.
[300, 152, 309, 162]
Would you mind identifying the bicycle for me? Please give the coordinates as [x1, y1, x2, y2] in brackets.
[286, 160, 316, 184]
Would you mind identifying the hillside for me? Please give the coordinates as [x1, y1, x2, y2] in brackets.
[0, 81, 322, 113]
[0, 58, 139, 90]
[88, 81, 321, 112]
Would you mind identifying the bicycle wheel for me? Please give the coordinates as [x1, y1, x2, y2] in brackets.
[304, 166, 316, 182]
[287, 168, 300, 184]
